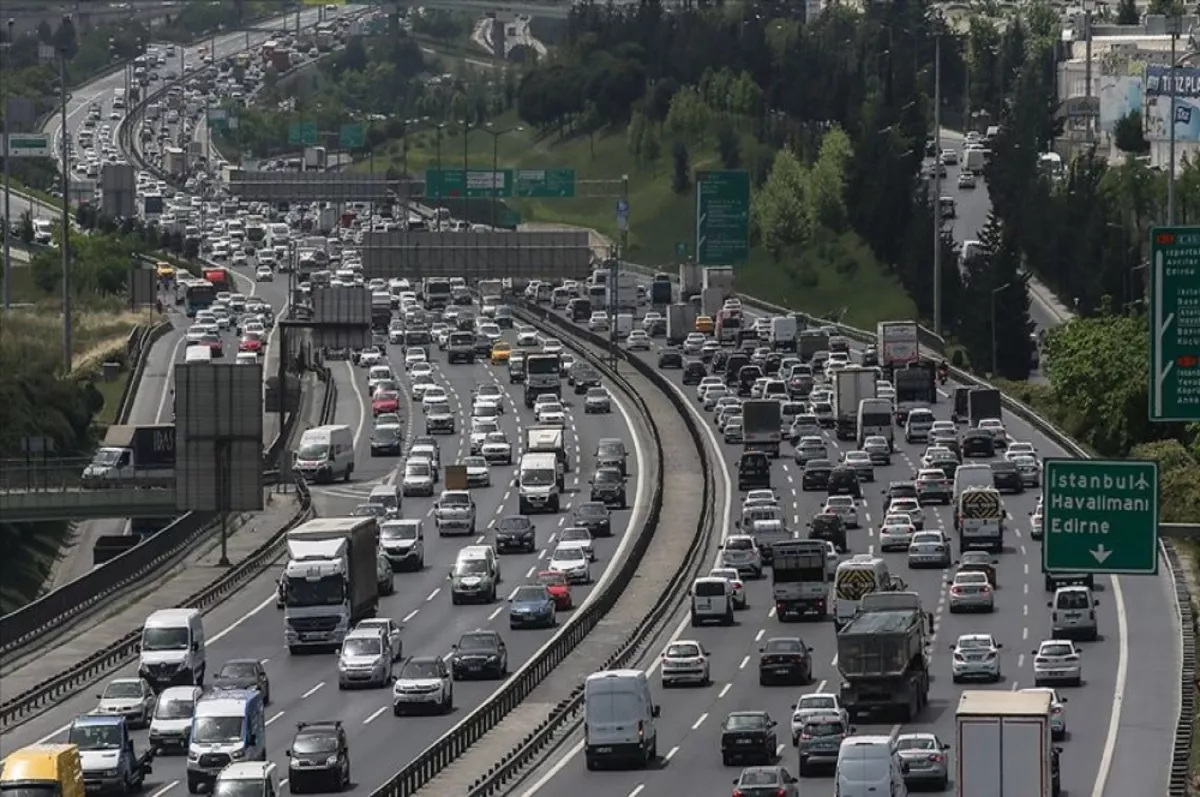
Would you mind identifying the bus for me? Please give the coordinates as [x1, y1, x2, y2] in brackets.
[184, 280, 215, 317]
[204, 267, 232, 293]
[833, 555, 890, 628]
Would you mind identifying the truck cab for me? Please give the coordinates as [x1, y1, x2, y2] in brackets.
[66, 715, 153, 795]
[1, 744, 85, 797]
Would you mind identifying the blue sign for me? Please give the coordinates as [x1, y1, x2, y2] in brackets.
[1146, 65, 1200, 98]
[616, 199, 629, 218]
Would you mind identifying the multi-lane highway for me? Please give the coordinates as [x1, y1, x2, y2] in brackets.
[509, 298, 1179, 797]
[1, 307, 651, 797]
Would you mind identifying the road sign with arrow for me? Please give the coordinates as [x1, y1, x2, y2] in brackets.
[1042, 459, 1159, 575]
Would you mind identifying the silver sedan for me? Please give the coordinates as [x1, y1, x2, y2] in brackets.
[895, 733, 950, 791]
[948, 571, 994, 612]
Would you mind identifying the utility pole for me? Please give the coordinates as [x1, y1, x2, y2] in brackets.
[60, 34, 73, 373]
[932, 28, 943, 337]
[3, 17, 15, 311]
[1084, 0, 1095, 148]
[1168, 17, 1182, 225]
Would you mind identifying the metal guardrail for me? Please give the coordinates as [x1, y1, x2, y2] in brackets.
[454, 301, 719, 797]
[0, 361, 333, 731]
[366, 306, 673, 797]
[114, 321, 172, 425]
[619, 264, 1197, 797]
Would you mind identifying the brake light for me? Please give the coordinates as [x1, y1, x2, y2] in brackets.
[953, 653, 964, 661]
[800, 732, 812, 741]
[1035, 657, 1048, 665]
[637, 720, 645, 739]
[950, 587, 962, 595]
[776, 789, 787, 797]
[732, 791, 744, 797]
[929, 753, 944, 763]
[1052, 706, 1063, 714]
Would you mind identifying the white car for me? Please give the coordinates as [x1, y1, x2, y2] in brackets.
[907, 530, 952, 568]
[588, 312, 610, 332]
[474, 384, 505, 412]
[95, 677, 156, 728]
[410, 361, 434, 379]
[472, 395, 501, 417]
[660, 639, 711, 687]
[701, 385, 729, 410]
[886, 498, 924, 529]
[359, 349, 384, 368]
[682, 333, 706, 355]
[822, 496, 859, 529]
[1030, 505, 1044, 539]
[557, 527, 596, 561]
[790, 693, 849, 745]
[401, 459, 436, 497]
[1006, 441, 1036, 458]
[878, 519, 916, 552]
[625, 330, 652, 350]
[696, 376, 723, 400]
[920, 446, 954, 469]
[950, 633, 1002, 683]
[392, 656, 453, 715]
[548, 545, 591, 583]
[541, 338, 563, 354]
[708, 567, 747, 608]
[743, 489, 779, 509]
[977, 418, 1007, 445]
[410, 374, 437, 401]
[536, 402, 566, 425]
[516, 326, 540, 346]
[404, 348, 428, 369]
[255, 265, 273, 282]
[479, 432, 513, 465]
[462, 456, 490, 487]
[1032, 639, 1082, 687]
[422, 387, 449, 412]
[1021, 687, 1068, 739]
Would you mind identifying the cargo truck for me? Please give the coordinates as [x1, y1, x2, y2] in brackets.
[893, 362, 938, 424]
[701, 287, 725, 318]
[875, 320, 920, 377]
[836, 591, 930, 722]
[742, 400, 783, 457]
[370, 291, 391, 329]
[81, 424, 176, 487]
[968, 388, 1002, 427]
[956, 690, 1055, 797]
[282, 517, 380, 653]
[833, 367, 877, 440]
[1, 743, 86, 797]
[798, 330, 830, 362]
[526, 424, 569, 475]
[666, 303, 696, 345]
[523, 353, 562, 407]
[605, 273, 639, 313]
[679, 263, 702, 299]
[771, 540, 829, 620]
[67, 716, 153, 795]
[649, 274, 673, 306]
[702, 266, 735, 300]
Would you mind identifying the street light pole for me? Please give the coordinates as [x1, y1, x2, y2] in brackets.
[1083, 0, 1095, 147]
[59, 29, 72, 372]
[932, 24, 943, 336]
[3, 17, 15, 311]
[991, 282, 1010, 376]
[482, 123, 523, 229]
[434, 123, 445, 222]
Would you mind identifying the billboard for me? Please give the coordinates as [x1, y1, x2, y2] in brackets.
[359, 230, 594, 281]
[1144, 65, 1200, 142]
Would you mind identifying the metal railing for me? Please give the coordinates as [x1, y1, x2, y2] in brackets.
[367, 306, 672, 797]
[0, 362, 334, 731]
[619, 265, 1197, 797]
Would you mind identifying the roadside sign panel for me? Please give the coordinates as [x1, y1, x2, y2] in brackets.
[1149, 226, 1200, 421]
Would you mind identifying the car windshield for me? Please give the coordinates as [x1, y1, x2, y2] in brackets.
[464, 457, 487, 468]
[725, 537, 754, 551]
[142, 626, 189, 651]
[523, 468, 556, 486]
[291, 733, 338, 754]
[441, 493, 469, 506]
[155, 697, 195, 719]
[512, 586, 547, 602]
[427, 402, 450, 414]
[1041, 643, 1074, 656]
[561, 529, 588, 542]
[454, 559, 488, 575]
[217, 662, 257, 679]
[382, 523, 419, 540]
[956, 573, 988, 585]
[406, 462, 431, 477]
[799, 695, 837, 710]
[577, 503, 606, 518]
[739, 770, 782, 787]
[401, 660, 442, 679]
[725, 714, 767, 730]
[666, 642, 701, 657]
[497, 517, 531, 531]
[343, 637, 381, 656]
[595, 470, 621, 484]
[1057, 591, 1092, 609]
[103, 681, 142, 699]
[458, 634, 497, 652]
[68, 723, 123, 750]
[587, 388, 607, 398]
[192, 716, 243, 743]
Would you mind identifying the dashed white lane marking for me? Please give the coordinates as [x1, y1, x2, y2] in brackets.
[301, 682, 324, 699]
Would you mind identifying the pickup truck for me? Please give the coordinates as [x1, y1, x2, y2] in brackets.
[67, 714, 153, 794]
[435, 489, 477, 535]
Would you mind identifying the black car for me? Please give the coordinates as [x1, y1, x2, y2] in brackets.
[370, 424, 403, 456]
[738, 452, 772, 491]
[573, 502, 612, 536]
[801, 459, 833, 491]
[682, 360, 707, 385]
[657, 348, 683, 369]
[720, 711, 779, 766]
[589, 467, 627, 508]
[494, 515, 536, 553]
[736, 365, 763, 396]
[989, 460, 1024, 494]
[212, 658, 271, 703]
[287, 721, 350, 793]
[961, 431, 995, 458]
[572, 367, 602, 393]
[807, 513, 846, 552]
[473, 334, 494, 356]
[827, 467, 862, 499]
[757, 637, 814, 686]
[509, 359, 526, 383]
[450, 630, 508, 680]
[882, 481, 919, 511]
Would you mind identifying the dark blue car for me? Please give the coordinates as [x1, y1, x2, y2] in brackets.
[508, 585, 556, 629]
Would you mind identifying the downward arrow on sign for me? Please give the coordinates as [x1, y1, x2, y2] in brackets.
[1091, 545, 1113, 564]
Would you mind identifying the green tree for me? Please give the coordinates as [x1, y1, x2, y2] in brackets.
[716, 121, 741, 169]
[19, 210, 33, 244]
[642, 126, 662, 175]
[671, 141, 691, 195]
[957, 213, 1034, 379]
[753, 147, 809, 258]
[1113, 110, 1149, 154]
[1117, 0, 1140, 24]
[806, 127, 853, 232]
[665, 86, 711, 146]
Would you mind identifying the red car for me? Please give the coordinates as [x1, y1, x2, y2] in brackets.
[239, 335, 263, 353]
[372, 390, 400, 416]
[203, 334, 224, 358]
[536, 570, 573, 610]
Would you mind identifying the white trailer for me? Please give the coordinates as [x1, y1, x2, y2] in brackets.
[956, 690, 1053, 797]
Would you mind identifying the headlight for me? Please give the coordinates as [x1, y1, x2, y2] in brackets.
[230, 750, 245, 761]
[103, 769, 120, 777]
[325, 756, 339, 766]
[338, 661, 348, 671]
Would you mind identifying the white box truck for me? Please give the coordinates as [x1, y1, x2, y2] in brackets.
[956, 689, 1054, 797]
[701, 266, 735, 300]
[742, 400, 783, 457]
[875, 320, 920, 374]
[679, 263, 702, 299]
[667, 303, 696, 345]
[833, 367, 877, 441]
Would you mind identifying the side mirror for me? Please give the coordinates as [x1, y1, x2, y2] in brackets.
[1061, 696, 1069, 702]
[942, 743, 951, 750]
[1031, 650, 1038, 655]
[248, 735, 257, 747]
[996, 643, 1003, 648]
[191, 641, 199, 652]
[652, 705, 661, 718]
[284, 750, 291, 758]
[1094, 599, 1100, 606]
[1046, 601, 1053, 607]
[733, 520, 741, 528]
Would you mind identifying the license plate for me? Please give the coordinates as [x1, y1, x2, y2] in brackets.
[737, 739, 752, 745]
[594, 747, 613, 753]
[86, 785, 101, 792]
[1065, 613, 1081, 620]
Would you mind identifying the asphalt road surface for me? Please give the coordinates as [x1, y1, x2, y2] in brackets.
[510, 297, 1180, 797]
[1, 313, 649, 797]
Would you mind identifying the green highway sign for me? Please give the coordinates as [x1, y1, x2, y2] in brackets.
[1042, 459, 1159, 575]
[425, 169, 513, 199]
[514, 168, 575, 198]
[695, 169, 750, 266]
[1149, 226, 1200, 421]
[339, 123, 365, 149]
[288, 121, 318, 146]
[4, 133, 51, 158]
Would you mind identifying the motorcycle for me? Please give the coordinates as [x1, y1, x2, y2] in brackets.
[938, 368, 949, 386]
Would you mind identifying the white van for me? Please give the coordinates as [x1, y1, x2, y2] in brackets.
[517, 452, 560, 514]
[149, 685, 203, 753]
[187, 690, 266, 793]
[293, 424, 354, 484]
[139, 608, 207, 691]
[583, 670, 660, 770]
[953, 464, 995, 503]
[212, 762, 280, 797]
[615, 313, 634, 339]
[450, 545, 499, 603]
[835, 735, 908, 797]
[185, 346, 213, 364]
[690, 576, 734, 626]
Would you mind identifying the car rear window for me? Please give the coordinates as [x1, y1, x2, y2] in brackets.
[694, 581, 727, 597]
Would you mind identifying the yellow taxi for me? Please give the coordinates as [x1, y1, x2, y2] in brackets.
[695, 315, 714, 334]
[155, 261, 175, 280]
[491, 341, 512, 364]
